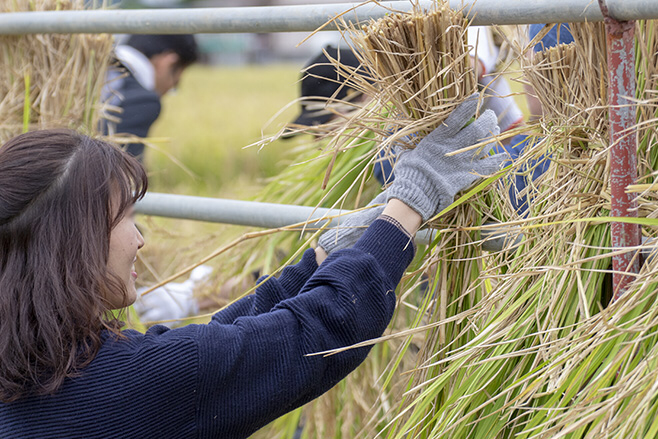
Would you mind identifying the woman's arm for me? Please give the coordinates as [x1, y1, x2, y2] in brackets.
[195, 217, 414, 438]
[210, 248, 319, 324]
[315, 198, 421, 265]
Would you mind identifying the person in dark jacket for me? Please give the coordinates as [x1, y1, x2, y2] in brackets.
[102, 34, 198, 159]
[0, 96, 503, 438]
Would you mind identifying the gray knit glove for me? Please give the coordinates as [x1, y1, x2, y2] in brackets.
[387, 95, 505, 222]
[318, 190, 388, 254]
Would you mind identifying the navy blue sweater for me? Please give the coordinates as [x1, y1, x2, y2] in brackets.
[0, 217, 414, 439]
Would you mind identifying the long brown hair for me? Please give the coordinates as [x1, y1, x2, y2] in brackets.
[0, 129, 147, 402]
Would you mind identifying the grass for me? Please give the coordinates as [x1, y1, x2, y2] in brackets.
[147, 63, 303, 199]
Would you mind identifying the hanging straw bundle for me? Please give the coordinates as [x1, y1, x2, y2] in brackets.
[522, 22, 608, 141]
[356, 23, 610, 438]
[248, 0, 491, 270]
[355, 4, 476, 135]
[266, 1, 480, 197]
[0, 0, 113, 143]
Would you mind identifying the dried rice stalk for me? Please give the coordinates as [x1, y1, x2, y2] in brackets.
[372, 21, 658, 439]
[250, 16, 658, 439]
[354, 2, 476, 131]
[0, 0, 113, 143]
[522, 22, 608, 141]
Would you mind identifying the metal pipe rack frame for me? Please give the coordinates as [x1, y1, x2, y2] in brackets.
[0, 1, 657, 34]
[135, 192, 519, 250]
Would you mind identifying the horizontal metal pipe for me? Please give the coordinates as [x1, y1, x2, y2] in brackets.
[135, 192, 521, 250]
[135, 193, 658, 267]
[0, 0, 656, 35]
[136, 192, 434, 245]
[136, 192, 340, 229]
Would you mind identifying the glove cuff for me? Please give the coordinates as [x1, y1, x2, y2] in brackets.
[318, 203, 386, 254]
[318, 225, 364, 254]
[386, 165, 448, 222]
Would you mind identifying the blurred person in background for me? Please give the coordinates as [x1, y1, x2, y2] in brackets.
[283, 45, 370, 138]
[102, 34, 199, 160]
[498, 23, 574, 215]
[523, 23, 574, 120]
[100, 34, 201, 328]
[468, 26, 524, 135]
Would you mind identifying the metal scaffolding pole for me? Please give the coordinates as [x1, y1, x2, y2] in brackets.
[599, 0, 641, 300]
[135, 192, 519, 250]
[136, 192, 444, 245]
[136, 192, 340, 230]
[1, 0, 657, 35]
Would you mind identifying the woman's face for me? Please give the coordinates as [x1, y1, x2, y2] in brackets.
[106, 205, 144, 309]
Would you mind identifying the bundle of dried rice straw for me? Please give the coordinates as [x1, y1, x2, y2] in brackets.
[522, 22, 608, 140]
[254, 2, 515, 437]
[368, 21, 658, 439]
[355, 3, 476, 134]
[0, 0, 113, 143]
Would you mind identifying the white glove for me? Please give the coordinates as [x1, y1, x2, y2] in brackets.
[134, 265, 213, 327]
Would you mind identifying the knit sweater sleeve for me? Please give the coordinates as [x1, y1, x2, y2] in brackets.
[194, 217, 415, 438]
[209, 249, 319, 324]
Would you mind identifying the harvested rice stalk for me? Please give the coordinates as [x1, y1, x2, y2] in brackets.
[522, 22, 608, 141]
[262, 1, 480, 190]
[374, 21, 658, 439]
[355, 3, 476, 132]
[249, 3, 503, 437]
[334, 1, 478, 150]
[371, 23, 612, 439]
[343, 10, 515, 438]
[377, 132, 615, 438]
[0, 0, 113, 142]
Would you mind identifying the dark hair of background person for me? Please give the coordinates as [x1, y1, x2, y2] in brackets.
[0, 130, 148, 403]
[292, 46, 368, 127]
[126, 34, 199, 68]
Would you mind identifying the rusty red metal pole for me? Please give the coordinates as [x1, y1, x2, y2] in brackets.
[599, 1, 640, 300]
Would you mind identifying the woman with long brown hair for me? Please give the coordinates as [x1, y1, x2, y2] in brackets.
[0, 98, 503, 438]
